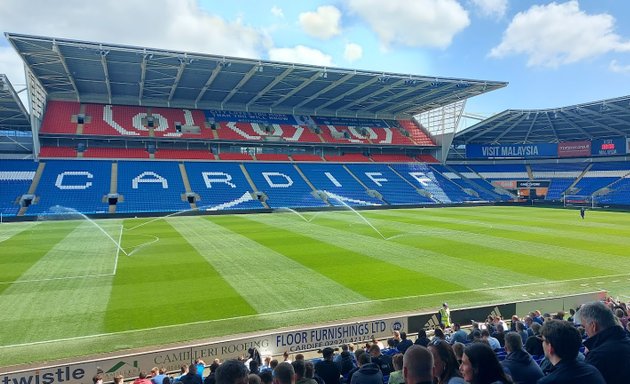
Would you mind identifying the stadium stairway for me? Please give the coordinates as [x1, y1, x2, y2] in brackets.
[292, 164, 333, 207]
[240, 164, 270, 209]
[179, 163, 197, 210]
[566, 163, 593, 193]
[17, 162, 46, 216]
[108, 162, 118, 214]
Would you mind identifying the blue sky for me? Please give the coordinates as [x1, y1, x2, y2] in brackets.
[1, 0, 630, 117]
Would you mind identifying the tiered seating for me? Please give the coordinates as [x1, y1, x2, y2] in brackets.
[150, 107, 212, 139]
[40, 101, 80, 134]
[184, 162, 264, 211]
[324, 154, 371, 162]
[468, 164, 529, 180]
[0, 160, 38, 216]
[446, 165, 506, 201]
[392, 163, 474, 203]
[39, 146, 77, 158]
[297, 163, 382, 206]
[319, 125, 416, 145]
[530, 163, 587, 201]
[598, 178, 630, 205]
[255, 153, 291, 161]
[345, 164, 434, 205]
[26, 160, 111, 216]
[116, 161, 191, 213]
[154, 149, 214, 160]
[244, 163, 328, 208]
[291, 154, 323, 162]
[416, 154, 439, 163]
[218, 153, 253, 161]
[216, 122, 261, 141]
[571, 162, 630, 196]
[83, 104, 147, 136]
[398, 120, 435, 146]
[370, 154, 414, 163]
[83, 147, 148, 159]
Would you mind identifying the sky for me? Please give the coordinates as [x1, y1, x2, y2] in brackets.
[1, 0, 630, 118]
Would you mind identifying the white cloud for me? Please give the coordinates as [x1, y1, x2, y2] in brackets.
[470, 0, 508, 18]
[344, 43, 363, 62]
[489, 1, 630, 67]
[0, 0, 270, 60]
[610, 60, 630, 74]
[346, 0, 469, 49]
[271, 6, 284, 18]
[299, 5, 342, 40]
[268, 45, 333, 66]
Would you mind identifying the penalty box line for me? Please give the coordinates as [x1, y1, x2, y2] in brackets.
[2, 272, 629, 349]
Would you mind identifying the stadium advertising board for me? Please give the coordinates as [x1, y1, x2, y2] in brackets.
[516, 180, 550, 188]
[312, 116, 389, 128]
[1, 317, 406, 384]
[465, 143, 557, 159]
[408, 304, 516, 332]
[591, 137, 627, 156]
[205, 110, 297, 125]
[558, 140, 591, 158]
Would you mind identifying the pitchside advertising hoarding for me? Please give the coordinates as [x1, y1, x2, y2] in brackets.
[465, 143, 558, 159]
[1, 317, 407, 384]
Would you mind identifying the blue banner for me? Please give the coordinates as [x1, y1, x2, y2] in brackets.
[205, 110, 297, 125]
[312, 116, 389, 128]
[591, 137, 627, 156]
[466, 143, 558, 159]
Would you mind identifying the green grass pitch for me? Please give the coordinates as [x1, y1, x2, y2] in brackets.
[1, 205, 630, 367]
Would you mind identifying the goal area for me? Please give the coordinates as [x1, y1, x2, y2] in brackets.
[563, 194, 596, 208]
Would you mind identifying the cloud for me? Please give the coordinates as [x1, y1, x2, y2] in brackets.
[470, 0, 508, 18]
[344, 43, 363, 62]
[299, 5, 342, 40]
[489, 1, 630, 67]
[271, 6, 284, 18]
[346, 0, 469, 49]
[268, 45, 333, 66]
[610, 60, 630, 74]
[0, 0, 270, 59]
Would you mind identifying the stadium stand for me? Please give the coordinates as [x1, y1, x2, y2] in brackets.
[154, 149, 214, 160]
[116, 161, 191, 213]
[370, 154, 415, 163]
[217, 152, 253, 161]
[255, 153, 291, 162]
[291, 154, 325, 162]
[324, 154, 371, 162]
[39, 100, 81, 134]
[83, 147, 149, 159]
[391, 163, 475, 203]
[0, 160, 39, 217]
[25, 160, 111, 215]
[39, 146, 77, 158]
[529, 163, 588, 201]
[398, 120, 435, 146]
[244, 162, 329, 208]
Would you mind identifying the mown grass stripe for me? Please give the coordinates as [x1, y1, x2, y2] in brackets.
[0, 221, 39, 243]
[103, 218, 255, 333]
[365, 210, 623, 274]
[168, 216, 366, 313]
[245, 212, 539, 289]
[215, 214, 465, 300]
[0, 220, 124, 345]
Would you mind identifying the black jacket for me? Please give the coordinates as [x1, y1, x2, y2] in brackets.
[583, 325, 630, 384]
[537, 359, 605, 384]
[500, 349, 543, 384]
[349, 363, 382, 384]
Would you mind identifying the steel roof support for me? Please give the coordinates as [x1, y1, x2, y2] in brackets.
[246, 67, 292, 109]
[314, 76, 381, 113]
[51, 40, 79, 102]
[221, 65, 258, 105]
[194, 64, 222, 108]
[168, 56, 188, 103]
[99, 49, 112, 104]
[293, 72, 356, 109]
[271, 71, 321, 108]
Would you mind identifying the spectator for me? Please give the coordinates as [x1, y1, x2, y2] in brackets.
[402, 345, 433, 384]
[387, 354, 404, 384]
[174, 364, 189, 383]
[428, 341, 465, 384]
[113, 375, 124, 384]
[451, 342, 464, 367]
[524, 323, 543, 357]
[492, 324, 506, 348]
[314, 347, 341, 384]
[204, 361, 221, 384]
[335, 349, 355, 377]
[500, 332, 542, 384]
[305, 361, 323, 384]
[258, 371, 273, 384]
[432, 328, 447, 345]
[273, 362, 294, 384]
[345, 351, 363, 384]
[248, 375, 261, 384]
[249, 361, 260, 375]
[414, 329, 430, 347]
[382, 338, 399, 356]
[282, 352, 291, 364]
[350, 352, 382, 384]
[260, 357, 272, 373]
[195, 360, 206, 380]
[397, 332, 413, 354]
[467, 322, 481, 342]
[216, 360, 248, 384]
[448, 323, 468, 345]
[134, 372, 154, 384]
[514, 322, 528, 345]
[577, 301, 630, 384]
[460, 343, 512, 384]
[389, 331, 401, 348]
[293, 360, 317, 384]
[439, 303, 451, 329]
[151, 367, 168, 384]
[93, 374, 104, 384]
[537, 320, 604, 383]
[369, 344, 392, 376]
[480, 329, 501, 351]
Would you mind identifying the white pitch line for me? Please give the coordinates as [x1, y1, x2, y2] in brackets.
[2, 271, 629, 349]
[112, 224, 123, 275]
[0, 273, 114, 286]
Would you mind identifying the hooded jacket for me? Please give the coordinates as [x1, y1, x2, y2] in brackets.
[583, 325, 630, 384]
[349, 363, 382, 384]
[500, 349, 543, 384]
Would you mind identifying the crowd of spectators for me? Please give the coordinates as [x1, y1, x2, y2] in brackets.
[111, 297, 630, 384]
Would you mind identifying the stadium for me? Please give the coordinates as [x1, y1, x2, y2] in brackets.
[1, 26, 630, 384]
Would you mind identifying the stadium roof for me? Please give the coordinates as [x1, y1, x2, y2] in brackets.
[454, 95, 630, 144]
[0, 74, 30, 132]
[5, 32, 507, 120]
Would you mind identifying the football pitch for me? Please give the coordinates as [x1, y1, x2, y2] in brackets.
[1, 205, 630, 367]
